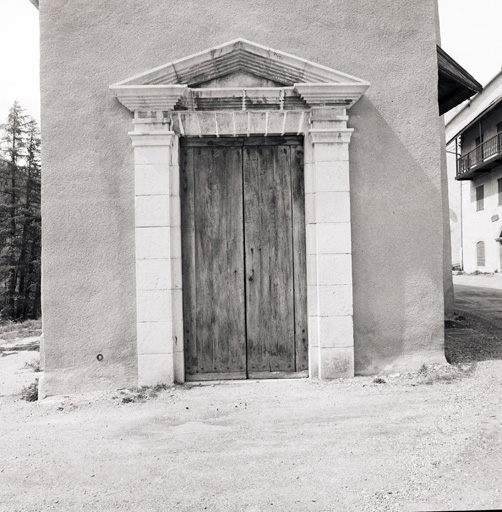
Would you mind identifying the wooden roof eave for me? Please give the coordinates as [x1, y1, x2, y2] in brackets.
[437, 46, 482, 116]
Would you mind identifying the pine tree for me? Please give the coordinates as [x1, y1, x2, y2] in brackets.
[0, 102, 41, 321]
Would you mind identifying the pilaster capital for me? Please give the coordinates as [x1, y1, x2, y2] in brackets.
[309, 128, 353, 145]
[128, 131, 177, 147]
[310, 107, 348, 122]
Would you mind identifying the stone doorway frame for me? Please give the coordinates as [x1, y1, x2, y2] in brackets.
[110, 39, 369, 386]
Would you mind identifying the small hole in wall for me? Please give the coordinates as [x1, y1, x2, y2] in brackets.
[96, 354, 104, 362]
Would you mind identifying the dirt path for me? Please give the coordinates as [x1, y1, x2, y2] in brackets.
[1, 280, 502, 511]
[1, 368, 502, 511]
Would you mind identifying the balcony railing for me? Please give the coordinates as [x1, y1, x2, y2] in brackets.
[456, 132, 502, 180]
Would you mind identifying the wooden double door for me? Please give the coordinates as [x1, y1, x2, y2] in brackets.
[180, 136, 308, 380]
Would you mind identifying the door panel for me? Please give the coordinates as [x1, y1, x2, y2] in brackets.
[181, 147, 197, 374]
[180, 137, 307, 380]
[181, 145, 246, 378]
[244, 145, 295, 373]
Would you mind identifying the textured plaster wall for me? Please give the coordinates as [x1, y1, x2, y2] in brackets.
[40, 0, 445, 393]
[434, 0, 454, 319]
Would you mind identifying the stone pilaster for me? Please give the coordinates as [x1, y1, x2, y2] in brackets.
[129, 120, 183, 386]
[307, 108, 355, 379]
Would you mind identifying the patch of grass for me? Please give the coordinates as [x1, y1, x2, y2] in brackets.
[0, 318, 42, 341]
[21, 379, 39, 402]
[23, 358, 41, 372]
[115, 383, 171, 403]
[415, 363, 475, 385]
[445, 315, 467, 329]
[0, 340, 40, 353]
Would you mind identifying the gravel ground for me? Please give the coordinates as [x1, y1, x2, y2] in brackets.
[0, 279, 501, 512]
[1, 364, 502, 512]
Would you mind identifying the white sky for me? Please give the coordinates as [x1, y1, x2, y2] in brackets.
[0, 0, 39, 123]
[0, 0, 501, 124]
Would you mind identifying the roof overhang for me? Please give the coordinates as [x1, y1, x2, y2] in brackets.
[110, 39, 370, 113]
[437, 46, 482, 116]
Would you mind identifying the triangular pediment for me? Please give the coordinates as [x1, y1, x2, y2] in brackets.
[110, 38, 369, 112]
[113, 39, 367, 87]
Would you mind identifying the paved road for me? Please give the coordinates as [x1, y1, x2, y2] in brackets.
[447, 274, 502, 363]
[453, 274, 502, 327]
[453, 273, 502, 290]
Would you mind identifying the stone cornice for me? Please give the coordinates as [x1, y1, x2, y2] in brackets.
[295, 83, 369, 108]
[110, 85, 188, 112]
[112, 83, 369, 114]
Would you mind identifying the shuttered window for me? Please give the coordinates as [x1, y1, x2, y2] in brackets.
[476, 185, 484, 211]
[498, 179, 502, 206]
[477, 241, 485, 267]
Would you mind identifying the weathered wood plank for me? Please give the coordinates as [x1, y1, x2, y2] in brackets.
[291, 143, 309, 372]
[248, 371, 308, 380]
[185, 371, 246, 382]
[181, 136, 303, 147]
[244, 145, 295, 373]
[182, 137, 245, 148]
[194, 146, 246, 375]
[180, 146, 197, 375]
[242, 137, 304, 147]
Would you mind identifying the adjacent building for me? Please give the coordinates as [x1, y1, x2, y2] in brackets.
[447, 71, 502, 272]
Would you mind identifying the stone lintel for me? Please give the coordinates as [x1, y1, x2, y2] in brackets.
[170, 110, 310, 138]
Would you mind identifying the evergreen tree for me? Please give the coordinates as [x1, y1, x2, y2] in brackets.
[0, 102, 41, 321]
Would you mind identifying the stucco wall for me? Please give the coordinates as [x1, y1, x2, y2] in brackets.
[39, 0, 445, 393]
[434, 0, 455, 320]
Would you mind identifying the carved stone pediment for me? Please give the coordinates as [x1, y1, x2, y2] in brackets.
[110, 38, 369, 112]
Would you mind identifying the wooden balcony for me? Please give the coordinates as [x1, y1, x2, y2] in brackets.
[456, 132, 502, 180]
